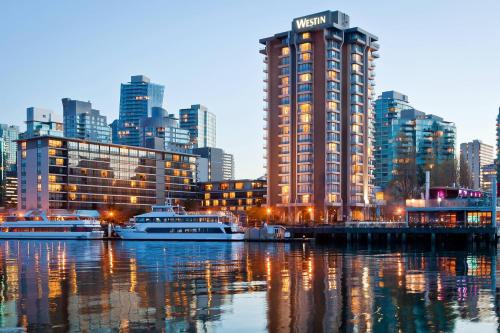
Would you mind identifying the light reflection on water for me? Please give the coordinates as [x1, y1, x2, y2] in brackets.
[0, 240, 497, 332]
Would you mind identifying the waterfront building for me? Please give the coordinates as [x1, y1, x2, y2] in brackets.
[0, 125, 19, 207]
[23, 107, 63, 139]
[374, 92, 456, 189]
[179, 104, 216, 148]
[393, 109, 456, 167]
[17, 136, 197, 211]
[139, 107, 191, 152]
[193, 147, 234, 182]
[199, 178, 266, 220]
[374, 91, 413, 189]
[460, 140, 494, 190]
[260, 10, 379, 222]
[114, 75, 165, 147]
[481, 163, 497, 192]
[62, 98, 111, 143]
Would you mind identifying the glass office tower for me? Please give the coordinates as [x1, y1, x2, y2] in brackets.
[62, 98, 111, 143]
[114, 75, 165, 147]
[260, 10, 379, 223]
[179, 104, 216, 148]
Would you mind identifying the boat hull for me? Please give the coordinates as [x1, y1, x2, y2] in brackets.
[115, 230, 245, 241]
[0, 231, 104, 240]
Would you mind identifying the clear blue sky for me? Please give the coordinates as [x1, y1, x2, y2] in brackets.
[1, 0, 500, 178]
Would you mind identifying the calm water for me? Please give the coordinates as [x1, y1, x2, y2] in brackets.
[0, 241, 498, 332]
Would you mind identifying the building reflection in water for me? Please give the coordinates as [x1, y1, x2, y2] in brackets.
[0, 240, 497, 332]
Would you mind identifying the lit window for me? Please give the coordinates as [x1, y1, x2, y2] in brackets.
[246, 191, 253, 198]
[235, 183, 244, 190]
[49, 140, 62, 148]
[302, 32, 311, 39]
[204, 193, 210, 199]
[299, 73, 312, 82]
[55, 158, 64, 166]
[299, 43, 312, 52]
[327, 71, 338, 80]
[130, 196, 137, 204]
[229, 192, 236, 198]
[281, 47, 290, 56]
[280, 77, 289, 86]
[49, 149, 56, 156]
[299, 104, 312, 113]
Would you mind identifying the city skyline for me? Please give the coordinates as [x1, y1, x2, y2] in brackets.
[1, 1, 500, 179]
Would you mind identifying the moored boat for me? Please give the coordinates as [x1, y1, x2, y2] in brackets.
[0, 210, 104, 239]
[114, 200, 245, 241]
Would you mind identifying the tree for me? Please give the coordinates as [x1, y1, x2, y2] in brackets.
[386, 133, 420, 200]
[430, 159, 458, 187]
[458, 155, 473, 188]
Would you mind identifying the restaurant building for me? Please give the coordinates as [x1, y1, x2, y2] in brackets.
[17, 136, 197, 211]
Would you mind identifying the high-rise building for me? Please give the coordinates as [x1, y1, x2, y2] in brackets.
[139, 107, 191, 152]
[23, 107, 63, 139]
[0, 124, 19, 207]
[260, 10, 379, 222]
[374, 92, 456, 189]
[0, 124, 20, 168]
[179, 104, 216, 148]
[193, 147, 234, 182]
[62, 98, 111, 143]
[17, 136, 197, 210]
[374, 91, 413, 189]
[460, 140, 494, 190]
[114, 75, 165, 147]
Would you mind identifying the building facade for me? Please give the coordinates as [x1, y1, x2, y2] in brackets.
[17, 136, 197, 211]
[62, 98, 111, 143]
[23, 108, 63, 139]
[114, 75, 165, 147]
[139, 107, 191, 152]
[460, 140, 494, 190]
[179, 104, 216, 148]
[260, 10, 379, 223]
[193, 147, 235, 182]
[497, 107, 500, 183]
[0, 125, 19, 207]
[373, 91, 413, 189]
[481, 163, 497, 192]
[199, 178, 266, 221]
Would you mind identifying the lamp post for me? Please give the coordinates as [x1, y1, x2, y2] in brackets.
[266, 208, 271, 225]
[308, 207, 313, 224]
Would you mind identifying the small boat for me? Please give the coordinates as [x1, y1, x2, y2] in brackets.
[0, 210, 104, 239]
[114, 200, 245, 241]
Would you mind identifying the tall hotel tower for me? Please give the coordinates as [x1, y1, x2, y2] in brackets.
[260, 11, 379, 223]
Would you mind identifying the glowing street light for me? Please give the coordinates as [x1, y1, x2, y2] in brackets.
[266, 208, 271, 224]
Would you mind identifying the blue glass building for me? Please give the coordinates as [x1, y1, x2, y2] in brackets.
[62, 98, 111, 143]
[114, 75, 165, 147]
[374, 91, 456, 189]
[179, 104, 216, 148]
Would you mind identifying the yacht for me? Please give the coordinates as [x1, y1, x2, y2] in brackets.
[114, 201, 245, 241]
[0, 210, 104, 239]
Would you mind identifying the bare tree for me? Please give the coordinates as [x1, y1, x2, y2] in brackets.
[458, 155, 473, 188]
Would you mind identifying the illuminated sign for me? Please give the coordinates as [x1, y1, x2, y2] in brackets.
[294, 15, 328, 31]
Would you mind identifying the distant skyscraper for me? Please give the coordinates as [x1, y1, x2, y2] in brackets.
[62, 98, 111, 143]
[260, 10, 379, 222]
[179, 104, 216, 148]
[139, 107, 191, 152]
[193, 147, 234, 182]
[114, 75, 165, 146]
[23, 107, 63, 139]
[374, 91, 413, 189]
[0, 124, 19, 207]
[0, 124, 19, 168]
[461, 140, 494, 190]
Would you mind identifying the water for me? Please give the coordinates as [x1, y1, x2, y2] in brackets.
[0, 240, 497, 333]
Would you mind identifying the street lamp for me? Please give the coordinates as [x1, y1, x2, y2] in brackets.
[308, 207, 313, 224]
[266, 208, 271, 224]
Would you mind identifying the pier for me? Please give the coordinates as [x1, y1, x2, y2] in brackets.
[285, 223, 498, 245]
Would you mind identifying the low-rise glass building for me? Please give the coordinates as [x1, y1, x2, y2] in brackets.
[17, 136, 197, 211]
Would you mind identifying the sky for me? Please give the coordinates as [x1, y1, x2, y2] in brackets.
[1, 0, 500, 178]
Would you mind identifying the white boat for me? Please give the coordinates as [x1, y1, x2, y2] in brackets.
[0, 210, 104, 240]
[115, 201, 245, 241]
